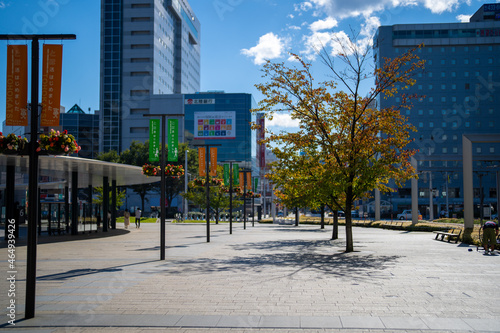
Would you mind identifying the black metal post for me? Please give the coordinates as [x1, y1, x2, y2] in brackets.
[103, 176, 109, 232]
[143, 114, 184, 259]
[205, 147, 210, 241]
[65, 186, 69, 233]
[111, 179, 117, 229]
[4, 165, 15, 240]
[0, 34, 76, 319]
[229, 162, 233, 234]
[71, 171, 78, 235]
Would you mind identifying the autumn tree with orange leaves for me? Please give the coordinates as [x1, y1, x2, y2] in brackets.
[253, 35, 425, 252]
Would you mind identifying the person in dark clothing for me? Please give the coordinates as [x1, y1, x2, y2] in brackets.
[482, 220, 499, 255]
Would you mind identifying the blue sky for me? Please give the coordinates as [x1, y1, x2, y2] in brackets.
[0, 0, 495, 129]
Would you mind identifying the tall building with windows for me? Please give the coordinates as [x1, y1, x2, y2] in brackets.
[100, 0, 200, 153]
[375, 3, 500, 218]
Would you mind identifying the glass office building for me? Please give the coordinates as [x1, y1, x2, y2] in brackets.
[374, 3, 500, 217]
[100, 0, 200, 153]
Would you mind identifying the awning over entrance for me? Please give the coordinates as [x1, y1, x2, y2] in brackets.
[0, 155, 158, 187]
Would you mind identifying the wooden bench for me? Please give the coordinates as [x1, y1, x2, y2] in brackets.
[433, 228, 462, 243]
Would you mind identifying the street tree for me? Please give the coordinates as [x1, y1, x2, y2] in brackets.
[253, 34, 424, 252]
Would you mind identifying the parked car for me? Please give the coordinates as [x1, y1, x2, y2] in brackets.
[397, 210, 421, 220]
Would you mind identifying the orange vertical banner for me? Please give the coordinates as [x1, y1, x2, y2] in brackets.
[198, 147, 206, 177]
[247, 172, 252, 189]
[239, 172, 244, 188]
[209, 147, 217, 176]
[41, 44, 63, 127]
[5, 45, 28, 126]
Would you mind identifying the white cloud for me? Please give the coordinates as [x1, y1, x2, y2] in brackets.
[294, 2, 313, 12]
[456, 14, 471, 22]
[267, 113, 300, 128]
[309, 17, 338, 32]
[302, 30, 352, 60]
[241, 32, 286, 65]
[288, 25, 302, 30]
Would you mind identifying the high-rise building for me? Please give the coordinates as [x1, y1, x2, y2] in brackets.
[375, 3, 500, 218]
[100, 0, 200, 153]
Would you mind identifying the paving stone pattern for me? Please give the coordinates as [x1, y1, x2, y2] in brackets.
[1, 222, 499, 332]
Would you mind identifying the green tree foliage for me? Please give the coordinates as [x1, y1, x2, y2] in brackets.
[253, 34, 425, 252]
[92, 186, 126, 207]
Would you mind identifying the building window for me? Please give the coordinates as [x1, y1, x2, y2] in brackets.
[476, 147, 482, 154]
[441, 72, 445, 78]
[429, 109, 434, 115]
[465, 83, 470, 90]
[452, 121, 457, 128]
[428, 72, 433, 78]
[429, 122, 434, 127]
[489, 109, 494, 114]
[441, 59, 445, 65]
[442, 134, 447, 140]
[451, 59, 456, 64]
[489, 121, 494, 127]
[488, 58, 493, 64]
[453, 147, 458, 153]
[441, 84, 446, 89]
[452, 84, 456, 90]
[130, 127, 148, 133]
[476, 122, 481, 128]
[442, 147, 447, 153]
[490, 147, 495, 153]
[464, 59, 469, 64]
[442, 122, 447, 128]
[418, 84, 422, 90]
[441, 97, 446, 102]
[418, 109, 424, 115]
[453, 135, 457, 140]
[428, 84, 433, 90]
[451, 96, 456, 102]
[419, 122, 423, 128]
[451, 72, 456, 77]
[464, 72, 469, 77]
[475, 59, 479, 64]
[465, 121, 470, 127]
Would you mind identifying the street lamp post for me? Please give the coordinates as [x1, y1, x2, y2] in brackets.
[194, 143, 221, 242]
[143, 113, 184, 260]
[0, 34, 76, 319]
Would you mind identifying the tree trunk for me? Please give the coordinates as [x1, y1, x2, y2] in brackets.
[331, 210, 338, 240]
[320, 205, 325, 229]
[295, 207, 299, 226]
[345, 196, 354, 252]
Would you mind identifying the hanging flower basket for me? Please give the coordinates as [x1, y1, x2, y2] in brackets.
[189, 177, 223, 187]
[0, 132, 29, 155]
[37, 129, 81, 156]
[244, 190, 261, 198]
[164, 164, 184, 178]
[142, 164, 184, 178]
[142, 164, 160, 177]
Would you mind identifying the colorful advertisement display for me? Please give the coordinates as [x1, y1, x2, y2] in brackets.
[41, 44, 63, 127]
[194, 111, 236, 139]
[5, 45, 28, 126]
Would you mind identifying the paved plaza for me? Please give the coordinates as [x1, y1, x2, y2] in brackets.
[1, 221, 500, 332]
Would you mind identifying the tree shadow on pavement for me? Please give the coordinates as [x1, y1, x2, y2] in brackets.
[157, 238, 400, 283]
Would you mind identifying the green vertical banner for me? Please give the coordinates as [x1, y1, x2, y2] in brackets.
[254, 177, 258, 192]
[149, 119, 160, 162]
[223, 164, 230, 185]
[233, 164, 239, 185]
[168, 119, 178, 162]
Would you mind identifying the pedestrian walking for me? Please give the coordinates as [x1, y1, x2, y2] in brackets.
[482, 220, 499, 255]
[135, 208, 142, 228]
[124, 209, 130, 229]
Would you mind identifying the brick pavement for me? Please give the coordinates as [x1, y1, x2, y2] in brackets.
[1, 221, 500, 332]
